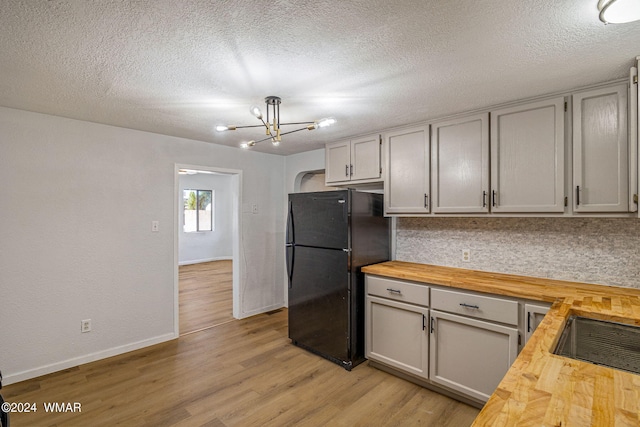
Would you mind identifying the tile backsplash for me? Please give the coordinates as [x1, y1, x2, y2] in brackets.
[396, 217, 640, 289]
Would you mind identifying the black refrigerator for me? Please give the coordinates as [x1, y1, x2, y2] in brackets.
[286, 189, 390, 370]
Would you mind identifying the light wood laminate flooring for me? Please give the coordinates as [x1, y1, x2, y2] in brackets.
[3, 309, 479, 426]
[179, 260, 233, 335]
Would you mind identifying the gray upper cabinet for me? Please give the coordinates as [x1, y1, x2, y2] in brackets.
[490, 97, 566, 213]
[573, 83, 629, 213]
[384, 126, 430, 214]
[431, 113, 489, 213]
[325, 134, 382, 185]
[325, 140, 351, 184]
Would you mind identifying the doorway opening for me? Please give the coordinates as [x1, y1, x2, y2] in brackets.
[174, 164, 242, 337]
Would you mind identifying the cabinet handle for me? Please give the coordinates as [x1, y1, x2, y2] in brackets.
[345, 165, 349, 177]
[492, 190, 497, 207]
[459, 303, 480, 309]
[424, 194, 429, 209]
[482, 191, 487, 208]
[350, 164, 353, 176]
[430, 316, 434, 334]
[386, 288, 402, 294]
[422, 314, 426, 331]
[527, 311, 531, 332]
[576, 185, 580, 206]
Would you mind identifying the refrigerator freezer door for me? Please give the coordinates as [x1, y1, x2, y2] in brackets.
[288, 245, 350, 363]
[288, 191, 349, 249]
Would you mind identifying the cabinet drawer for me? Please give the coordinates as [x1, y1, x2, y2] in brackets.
[366, 275, 429, 307]
[431, 288, 518, 326]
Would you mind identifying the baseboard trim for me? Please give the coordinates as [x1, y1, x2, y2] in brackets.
[3, 332, 176, 386]
[238, 303, 285, 319]
[178, 256, 232, 266]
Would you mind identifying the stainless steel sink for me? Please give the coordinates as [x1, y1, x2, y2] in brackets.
[553, 315, 640, 375]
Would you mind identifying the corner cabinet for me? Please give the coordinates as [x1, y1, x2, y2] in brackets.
[523, 303, 550, 344]
[573, 83, 629, 213]
[431, 113, 490, 213]
[383, 126, 430, 214]
[490, 97, 566, 213]
[325, 134, 382, 185]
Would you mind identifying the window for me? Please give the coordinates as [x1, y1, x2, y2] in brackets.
[183, 189, 213, 232]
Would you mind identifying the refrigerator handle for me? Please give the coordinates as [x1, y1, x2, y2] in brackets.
[286, 200, 294, 244]
[286, 245, 295, 288]
[286, 200, 295, 288]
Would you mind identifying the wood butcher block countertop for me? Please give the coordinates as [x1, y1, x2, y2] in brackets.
[361, 261, 640, 427]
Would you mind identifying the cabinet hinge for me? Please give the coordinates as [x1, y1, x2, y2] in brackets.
[564, 196, 568, 207]
[518, 334, 522, 346]
[634, 194, 638, 204]
[564, 101, 567, 112]
[634, 75, 638, 84]
[380, 167, 382, 174]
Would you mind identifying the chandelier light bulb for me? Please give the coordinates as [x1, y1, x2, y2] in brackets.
[216, 125, 236, 132]
[598, 0, 640, 23]
[317, 117, 336, 128]
[249, 105, 263, 119]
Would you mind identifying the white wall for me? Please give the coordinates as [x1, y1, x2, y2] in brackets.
[0, 106, 285, 384]
[284, 148, 326, 194]
[179, 173, 233, 265]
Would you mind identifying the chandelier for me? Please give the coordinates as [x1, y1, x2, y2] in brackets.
[216, 96, 336, 149]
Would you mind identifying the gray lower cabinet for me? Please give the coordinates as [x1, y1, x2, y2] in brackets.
[365, 296, 429, 379]
[429, 310, 518, 402]
[365, 274, 525, 404]
[365, 275, 430, 380]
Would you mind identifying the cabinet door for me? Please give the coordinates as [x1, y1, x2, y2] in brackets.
[432, 113, 489, 213]
[524, 303, 550, 344]
[384, 126, 430, 214]
[429, 310, 518, 402]
[573, 84, 628, 212]
[365, 296, 429, 379]
[631, 66, 639, 214]
[351, 135, 381, 181]
[491, 97, 565, 213]
[325, 141, 351, 184]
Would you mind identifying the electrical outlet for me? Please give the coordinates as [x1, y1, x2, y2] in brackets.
[81, 319, 92, 333]
[462, 249, 471, 262]
[151, 221, 159, 232]
[251, 203, 259, 214]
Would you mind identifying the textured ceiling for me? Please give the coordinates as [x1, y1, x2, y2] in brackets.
[0, 1, 639, 155]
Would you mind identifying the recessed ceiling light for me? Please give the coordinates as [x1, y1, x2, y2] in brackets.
[598, 0, 640, 24]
